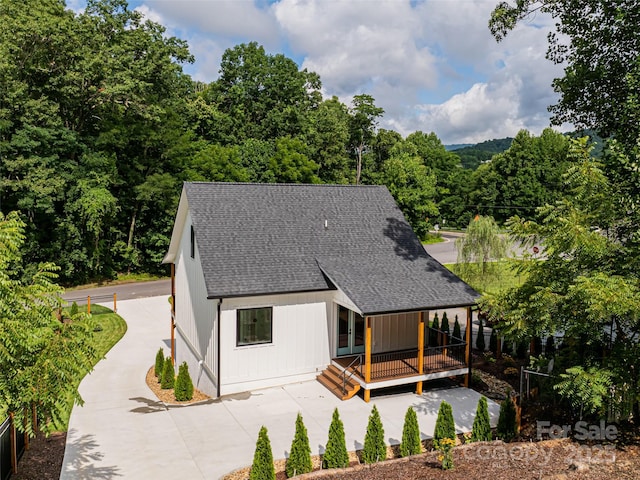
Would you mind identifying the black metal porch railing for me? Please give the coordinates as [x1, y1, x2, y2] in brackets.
[423, 342, 466, 372]
[369, 349, 420, 380]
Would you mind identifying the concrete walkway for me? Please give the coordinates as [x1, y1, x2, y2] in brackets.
[61, 296, 500, 480]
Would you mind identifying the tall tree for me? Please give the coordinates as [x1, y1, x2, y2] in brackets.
[0, 212, 96, 435]
[484, 139, 640, 420]
[0, 0, 194, 282]
[455, 215, 509, 291]
[468, 129, 571, 224]
[307, 97, 352, 183]
[378, 148, 438, 239]
[349, 94, 384, 184]
[209, 42, 321, 143]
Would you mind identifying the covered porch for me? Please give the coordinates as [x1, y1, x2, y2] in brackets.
[319, 308, 474, 402]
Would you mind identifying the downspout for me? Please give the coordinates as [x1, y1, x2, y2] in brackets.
[170, 263, 176, 364]
[217, 298, 222, 398]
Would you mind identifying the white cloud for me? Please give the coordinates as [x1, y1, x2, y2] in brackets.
[78, 0, 568, 144]
[138, 1, 281, 47]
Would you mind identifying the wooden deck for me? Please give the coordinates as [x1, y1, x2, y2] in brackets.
[333, 343, 467, 383]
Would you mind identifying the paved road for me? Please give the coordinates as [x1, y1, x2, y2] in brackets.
[63, 279, 171, 303]
[423, 232, 463, 264]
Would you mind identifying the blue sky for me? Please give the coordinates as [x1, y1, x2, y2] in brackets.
[69, 0, 568, 144]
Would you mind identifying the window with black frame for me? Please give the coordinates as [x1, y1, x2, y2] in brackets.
[236, 307, 272, 346]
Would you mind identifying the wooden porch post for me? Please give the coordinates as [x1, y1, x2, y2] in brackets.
[170, 263, 176, 365]
[364, 316, 372, 402]
[464, 306, 472, 387]
[416, 311, 425, 395]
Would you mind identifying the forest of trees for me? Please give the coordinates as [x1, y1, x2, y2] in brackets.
[0, 0, 590, 285]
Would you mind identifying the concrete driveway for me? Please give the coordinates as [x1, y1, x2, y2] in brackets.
[61, 296, 500, 480]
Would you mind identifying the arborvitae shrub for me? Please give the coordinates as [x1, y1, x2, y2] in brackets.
[441, 312, 450, 337]
[400, 407, 421, 457]
[452, 316, 462, 341]
[362, 405, 386, 464]
[323, 408, 349, 469]
[160, 357, 175, 389]
[155, 348, 164, 378]
[545, 336, 556, 356]
[250, 426, 275, 480]
[476, 318, 486, 351]
[286, 413, 312, 478]
[70, 301, 79, 317]
[471, 396, 492, 442]
[430, 313, 440, 347]
[496, 396, 518, 442]
[489, 328, 498, 354]
[174, 362, 194, 401]
[433, 401, 456, 448]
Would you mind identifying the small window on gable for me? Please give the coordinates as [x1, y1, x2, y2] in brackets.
[190, 225, 195, 259]
[237, 307, 273, 346]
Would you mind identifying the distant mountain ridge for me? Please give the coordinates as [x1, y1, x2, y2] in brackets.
[445, 137, 514, 170]
[444, 143, 473, 151]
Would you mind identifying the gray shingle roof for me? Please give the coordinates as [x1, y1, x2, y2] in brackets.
[184, 182, 478, 314]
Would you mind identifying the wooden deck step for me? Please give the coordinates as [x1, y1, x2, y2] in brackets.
[317, 365, 361, 400]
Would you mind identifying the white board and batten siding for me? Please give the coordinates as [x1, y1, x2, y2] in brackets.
[173, 210, 218, 397]
[219, 292, 332, 396]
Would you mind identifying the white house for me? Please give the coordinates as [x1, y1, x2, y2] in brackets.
[163, 183, 478, 401]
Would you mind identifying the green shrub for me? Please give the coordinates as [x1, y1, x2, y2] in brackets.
[250, 426, 275, 480]
[286, 413, 312, 478]
[471, 396, 492, 442]
[430, 313, 440, 347]
[322, 408, 349, 469]
[489, 328, 498, 354]
[452, 315, 461, 341]
[476, 318, 485, 351]
[433, 401, 456, 449]
[70, 301, 79, 317]
[502, 339, 513, 356]
[496, 395, 518, 442]
[362, 405, 386, 464]
[155, 348, 165, 378]
[441, 312, 450, 336]
[160, 357, 175, 389]
[399, 407, 421, 457]
[174, 362, 194, 401]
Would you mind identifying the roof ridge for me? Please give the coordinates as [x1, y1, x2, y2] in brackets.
[185, 182, 384, 189]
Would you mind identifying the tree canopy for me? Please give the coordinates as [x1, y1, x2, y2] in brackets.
[0, 212, 96, 434]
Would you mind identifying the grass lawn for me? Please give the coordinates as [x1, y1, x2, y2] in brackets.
[56, 304, 127, 430]
[422, 233, 445, 245]
[445, 260, 527, 295]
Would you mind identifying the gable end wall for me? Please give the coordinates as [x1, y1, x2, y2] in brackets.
[174, 210, 218, 397]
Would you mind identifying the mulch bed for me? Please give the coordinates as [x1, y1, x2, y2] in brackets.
[145, 366, 210, 405]
[10, 432, 66, 480]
